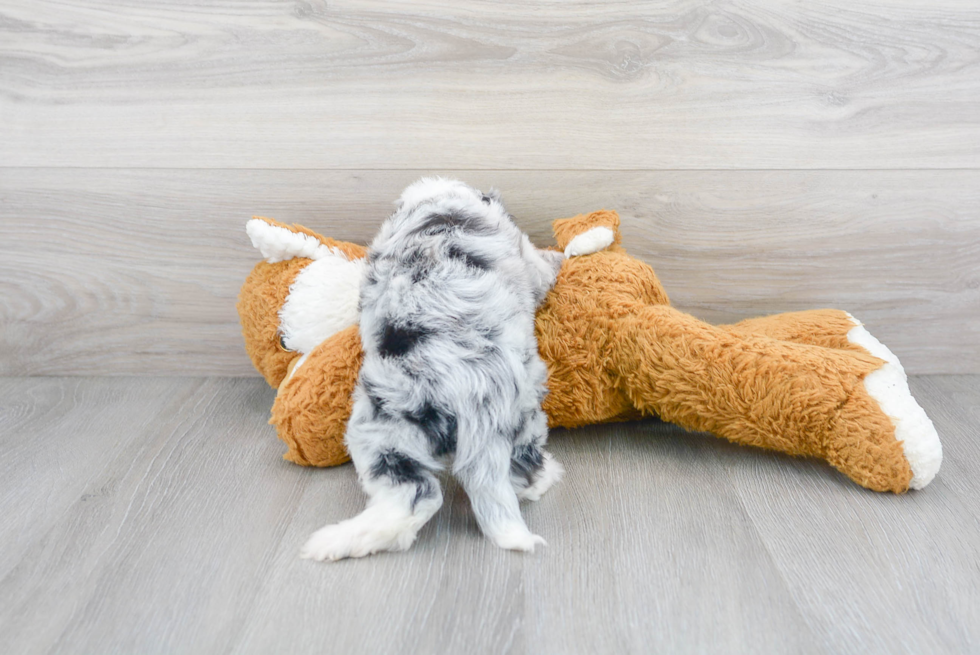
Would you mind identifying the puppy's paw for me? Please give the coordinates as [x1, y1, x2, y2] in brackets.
[301, 523, 358, 562]
[301, 511, 421, 561]
[517, 452, 564, 502]
[490, 523, 547, 553]
[301, 522, 397, 561]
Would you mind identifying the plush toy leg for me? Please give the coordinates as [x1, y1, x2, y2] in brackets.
[724, 309, 942, 489]
[612, 305, 940, 492]
[270, 325, 363, 468]
[838, 314, 942, 489]
[725, 309, 868, 352]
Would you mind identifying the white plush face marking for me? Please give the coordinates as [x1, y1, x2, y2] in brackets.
[244, 218, 366, 376]
[279, 253, 366, 356]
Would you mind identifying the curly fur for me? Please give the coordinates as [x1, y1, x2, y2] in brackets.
[301, 178, 565, 561]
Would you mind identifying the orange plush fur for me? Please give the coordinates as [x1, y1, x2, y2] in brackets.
[239, 211, 928, 493]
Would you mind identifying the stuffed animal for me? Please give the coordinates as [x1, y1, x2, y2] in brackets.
[238, 209, 942, 493]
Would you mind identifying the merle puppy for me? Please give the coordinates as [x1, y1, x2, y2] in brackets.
[301, 178, 566, 561]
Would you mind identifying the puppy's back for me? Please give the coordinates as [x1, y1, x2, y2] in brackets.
[357, 179, 547, 455]
[313, 178, 562, 559]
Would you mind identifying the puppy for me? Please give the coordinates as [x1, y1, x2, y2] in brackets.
[301, 178, 565, 561]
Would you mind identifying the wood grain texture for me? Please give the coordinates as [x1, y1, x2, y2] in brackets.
[719, 376, 980, 654]
[0, 377, 203, 584]
[1, 168, 977, 375]
[0, 377, 288, 655]
[2, 0, 980, 169]
[0, 375, 976, 654]
[907, 376, 980, 508]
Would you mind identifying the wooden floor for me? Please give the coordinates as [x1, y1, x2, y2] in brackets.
[1, 374, 977, 654]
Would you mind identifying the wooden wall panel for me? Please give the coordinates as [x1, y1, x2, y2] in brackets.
[1, 0, 979, 169]
[1, 169, 976, 375]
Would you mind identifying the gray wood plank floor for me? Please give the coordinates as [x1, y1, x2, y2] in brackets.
[1, 375, 976, 654]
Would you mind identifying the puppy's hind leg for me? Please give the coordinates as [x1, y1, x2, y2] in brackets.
[513, 447, 564, 502]
[455, 439, 546, 552]
[302, 419, 443, 561]
[510, 409, 564, 502]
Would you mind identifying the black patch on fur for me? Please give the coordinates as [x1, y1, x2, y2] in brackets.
[413, 212, 461, 234]
[371, 449, 426, 484]
[447, 244, 492, 271]
[412, 210, 492, 236]
[510, 441, 544, 485]
[378, 322, 430, 358]
[481, 194, 492, 204]
[370, 449, 433, 507]
[405, 402, 457, 457]
[362, 382, 388, 419]
[401, 248, 431, 283]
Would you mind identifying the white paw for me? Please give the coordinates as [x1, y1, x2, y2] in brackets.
[300, 518, 413, 561]
[300, 523, 366, 562]
[301, 524, 348, 561]
[490, 523, 547, 552]
[518, 452, 564, 502]
[846, 314, 943, 490]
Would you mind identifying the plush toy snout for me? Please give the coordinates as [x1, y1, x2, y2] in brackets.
[238, 258, 310, 388]
[239, 216, 368, 388]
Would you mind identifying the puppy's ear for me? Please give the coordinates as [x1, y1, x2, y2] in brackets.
[481, 188, 503, 206]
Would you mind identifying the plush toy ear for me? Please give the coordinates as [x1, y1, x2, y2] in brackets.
[552, 210, 622, 256]
[245, 216, 367, 262]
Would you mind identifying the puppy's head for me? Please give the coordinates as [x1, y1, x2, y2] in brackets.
[397, 177, 481, 210]
[394, 176, 510, 217]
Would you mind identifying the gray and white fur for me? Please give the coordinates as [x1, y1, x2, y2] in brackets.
[301, 178, 565, 560]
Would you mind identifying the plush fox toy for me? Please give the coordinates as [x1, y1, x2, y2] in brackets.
[238, 209, 942, 493]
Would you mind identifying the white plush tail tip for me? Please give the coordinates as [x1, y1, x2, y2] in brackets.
[846, 314, 943, 489]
